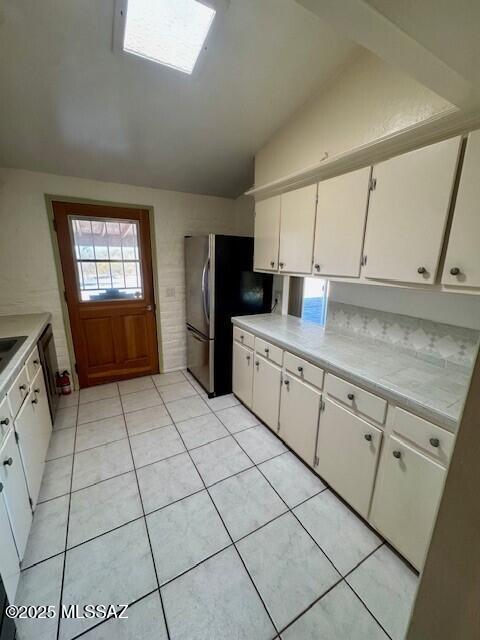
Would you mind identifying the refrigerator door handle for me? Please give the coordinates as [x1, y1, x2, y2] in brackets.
[201, 257, 210, 325]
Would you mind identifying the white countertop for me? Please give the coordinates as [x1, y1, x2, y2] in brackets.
[0, 313, 51, 400]
[232, 314, 471, 432]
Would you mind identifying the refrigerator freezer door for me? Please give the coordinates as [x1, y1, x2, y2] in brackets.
[185, 236, 214, 339]
[186, 326, 214, 394]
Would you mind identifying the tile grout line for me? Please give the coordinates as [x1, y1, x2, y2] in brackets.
[160, 393, 281, 637]
[118, 382, 172, 640]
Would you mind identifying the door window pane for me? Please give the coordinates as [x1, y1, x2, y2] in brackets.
[70, 216, 144, 301]
[301, 278, 328, 326]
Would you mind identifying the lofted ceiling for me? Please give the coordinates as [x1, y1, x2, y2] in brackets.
[0, 0, 356, 198]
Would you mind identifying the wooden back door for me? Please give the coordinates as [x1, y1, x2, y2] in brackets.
[52, 201, 159, 387]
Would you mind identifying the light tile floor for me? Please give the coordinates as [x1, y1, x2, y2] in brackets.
[15, 371, 419, 640]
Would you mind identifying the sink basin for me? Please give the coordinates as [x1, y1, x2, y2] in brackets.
[0, 336, 27, 375]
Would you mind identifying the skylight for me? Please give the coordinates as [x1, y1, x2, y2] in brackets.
[123, 0, 216, 74]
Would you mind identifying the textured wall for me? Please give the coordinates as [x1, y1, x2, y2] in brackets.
[0, 168, 253, 375]
[255, 50, 452, 187]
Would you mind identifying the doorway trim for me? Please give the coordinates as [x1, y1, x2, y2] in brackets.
[45, 194, 163, 390]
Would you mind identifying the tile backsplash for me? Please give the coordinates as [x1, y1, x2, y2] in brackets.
[326, 302, 479, 370]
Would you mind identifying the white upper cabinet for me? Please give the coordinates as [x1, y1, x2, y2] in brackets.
[313, 167, 371, 277]
[254, 195, 281, 271]
[363, 137, 462, 284]
[442, 130, 480, 288]
[278, 184, 317, 274]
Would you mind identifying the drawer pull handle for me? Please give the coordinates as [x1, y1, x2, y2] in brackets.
[347, 393, 354, 401]
[393, 450, 402, 459]
[297, 366, 303, 373]
[3, 457, 13, 467]
[364, 433, 372, 442]
[417, 266, 427, 274]
[0, 418, 9, 426]
[19, 384, 27, 391]
[449, 267, 461, 276]
[429, 437, 440, 448]
[32, 398, 39, 405]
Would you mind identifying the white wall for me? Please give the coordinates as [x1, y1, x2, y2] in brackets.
[255, 50, 452, 187]
[329, 281, 480, 330]
[0, 168, 253, 375]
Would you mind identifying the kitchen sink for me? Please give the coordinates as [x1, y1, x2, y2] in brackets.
[0, 336, 27, 375]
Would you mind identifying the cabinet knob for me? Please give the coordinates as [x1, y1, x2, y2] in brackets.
[32, 398, 39, 405]
[314, 264, 320, 272]
[297, 366, 303, 373]
[347, 393, 354, 401]
[364, 433, 372, 442]
[417, 266, 427, 274]
[34, 388, 40, 394]
[255, 361, 259, 367]
[393, 450, 402, 459]
[429, 437, 440, 448]
[0, 482, 3, 493]
[246, 355, 250, 362]
[449, 267, 461, 276]
[0, 418, 9, 426]
[284, 379, 290, 386]
[264, 348, 269, 354]
[3, 457, 13, 467]
[19, 384, 27, 391]
[270, 261, 275, 268]
[33, 359, 39, 365]
[240, 335, 244, 342]
[279, 262, 285, 269]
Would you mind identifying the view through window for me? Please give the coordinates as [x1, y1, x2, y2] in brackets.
[70, 217, 144, 301]
[301, 278, 328, 325]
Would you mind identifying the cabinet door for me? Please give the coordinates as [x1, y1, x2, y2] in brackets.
[254, 196, 281, 271]
[442, 130, 480, 288]
[370, 435, 446, 569]
[232, 341, 254, 408]
[15, 388, 48, 509]
[0, 492, 20, 603]
[252, 356, 281, 430]
[316, 399, 382, 518]
[29, 368, 53, 507]
[279, 375, 321, 466]
[0, 429, 32, 560]
[279, 184, 317, 274]
[313, 167, 370, 277]
[363, 137, 461, 284]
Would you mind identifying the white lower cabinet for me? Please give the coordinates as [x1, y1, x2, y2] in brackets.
[316, 398, 382, 518]
[232, 341, 254, 408]
[279, 375, 321, 466]
[252, 356, 281, 430]
[15, 370, 52, 509]
[370, 435, 446, 570]
[0, 491, 20, 603]
[0, 428, 32, 560]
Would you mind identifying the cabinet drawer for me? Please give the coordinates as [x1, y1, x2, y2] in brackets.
[392, 408, 455, 466]
[0, 395, 13, 443]
[26, 347, 41, 382]
[325, 374, 386, 425]
[284, 352, 324, 390]
[255, 338, 283, 366]
[7, 367, 29, 418]
[233, 327, 255, 350]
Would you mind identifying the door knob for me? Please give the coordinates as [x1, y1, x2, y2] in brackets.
[449, 267, 461, 276]
[146, 304, 153, 311]
[3, 457, 13, 466]
[417, 266, 427, 274]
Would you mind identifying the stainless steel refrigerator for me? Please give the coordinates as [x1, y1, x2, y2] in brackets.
[185, 235, 273, 397]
